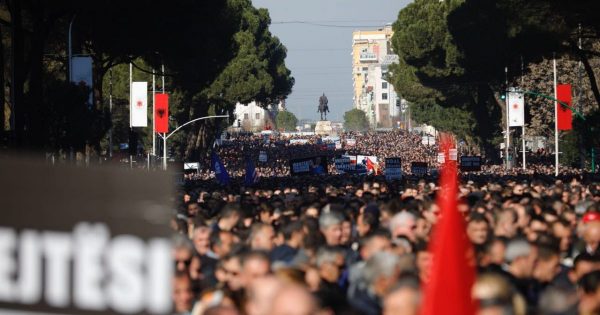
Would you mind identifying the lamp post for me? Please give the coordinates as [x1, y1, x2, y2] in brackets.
[68, 15, 77, 82]
[157, 115, 229, 170]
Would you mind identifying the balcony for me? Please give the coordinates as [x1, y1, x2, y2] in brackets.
[359, 52, 377, 62]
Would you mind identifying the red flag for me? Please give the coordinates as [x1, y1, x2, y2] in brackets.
[155, 93, 169, 133]
[557, 84, 572, 131]
[421, 134, 477, 315]
[366, 157, 380, 175]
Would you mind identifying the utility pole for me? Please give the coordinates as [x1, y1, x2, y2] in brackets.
[152, 68, 156, 156]
[129, 62, 133, 168]
[505, 66, 510, 169]
[553, 54, 559, 176]
[108, 68, 113, 158]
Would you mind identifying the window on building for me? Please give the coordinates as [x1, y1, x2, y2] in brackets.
[362, 67, 368, 71]
[244, 113, 249, 120]
[382, 82, 388, 89]
[382, 93, 388, 100]
[255, 113, 261, 120]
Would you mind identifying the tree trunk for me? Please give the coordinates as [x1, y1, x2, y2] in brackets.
[572, 41, 600, 109]
[473, 84, 502, 161]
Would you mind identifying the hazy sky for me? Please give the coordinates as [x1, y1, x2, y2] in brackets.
[252, 0, 412, 121]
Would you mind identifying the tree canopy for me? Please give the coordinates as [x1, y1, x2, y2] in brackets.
[344, 109, 369, 132]
[389, 0, 600, 160]
[275, 111, 298, 131]
[1, 0, 294, 159]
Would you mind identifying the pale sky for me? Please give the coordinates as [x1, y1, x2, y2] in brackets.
[252, 0, 412, 121]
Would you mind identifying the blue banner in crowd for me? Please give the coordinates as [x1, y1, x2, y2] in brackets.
[211, 151, 230, 185]
[245, 157, 258, 186]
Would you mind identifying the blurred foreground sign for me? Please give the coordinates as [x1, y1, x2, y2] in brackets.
[0, 158, 173, 315]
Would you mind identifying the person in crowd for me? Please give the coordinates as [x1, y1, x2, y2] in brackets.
[347, 252, 401, 315]
[467, 213, 491, 246]
[173, 271, 195, 315]
[319, 211, 343, 247]
[248, 223, 276, 252]
[270, 220, 304, 264]
[389, 211, 417, 243]
[382, 274, 421, 315]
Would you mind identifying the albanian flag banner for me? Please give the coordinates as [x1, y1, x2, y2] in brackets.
[421, 134, 478, 315]
[556, 84, 573, 131]
[155, 93, 169, 133]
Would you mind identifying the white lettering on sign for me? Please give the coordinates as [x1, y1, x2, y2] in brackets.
[293, 161, 311, 173]
[18, 230, 42, 304]
[0, 223, 172, 314]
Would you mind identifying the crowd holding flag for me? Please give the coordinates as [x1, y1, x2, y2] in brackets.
[244, 156, 258, 186]
[211, 151, 230, 186]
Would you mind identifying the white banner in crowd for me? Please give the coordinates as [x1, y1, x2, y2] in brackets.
[508, 91, 525, 127]
[130, 82, 148, 127]
[259, 151, 268, 162]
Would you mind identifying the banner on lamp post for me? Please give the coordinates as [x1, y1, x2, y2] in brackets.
[508, 91, 524, 127]
[154, 93, 169, 133]
[557, 84, 573, 131]
[130, 82, 148, 127]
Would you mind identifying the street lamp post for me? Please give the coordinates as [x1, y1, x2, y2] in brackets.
[157, 115, 229, 170]
[68, 15, 77, 82]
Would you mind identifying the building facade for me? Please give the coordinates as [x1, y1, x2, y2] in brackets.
[231, 101, 285, 132]
[352, 25, 401, 128]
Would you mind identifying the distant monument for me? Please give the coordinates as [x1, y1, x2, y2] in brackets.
[317, 93, 329, 121]
[315, 93, 333, 135]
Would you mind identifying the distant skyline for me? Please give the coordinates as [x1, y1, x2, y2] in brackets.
[252, 0, 412, 122]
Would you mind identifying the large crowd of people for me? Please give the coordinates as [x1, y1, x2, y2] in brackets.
[188, 130, 439, 180]
[186, 130, 586, 181]
[169, 130, 600, 315]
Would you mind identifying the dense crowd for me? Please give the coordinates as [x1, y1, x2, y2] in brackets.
[170, 169, 600, 315]
[188, 130, 439, 180]
[185, 130, 587, 182]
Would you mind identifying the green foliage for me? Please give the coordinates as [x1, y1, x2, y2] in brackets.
[275, 111, 298, 131]
[205, 4, 294, 106]
[389, 0, 502, 157]
[560, 130, 580, 167]
[344, 109, 369, 132]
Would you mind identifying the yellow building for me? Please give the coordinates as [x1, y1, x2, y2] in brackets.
[352, 25, 399, 128]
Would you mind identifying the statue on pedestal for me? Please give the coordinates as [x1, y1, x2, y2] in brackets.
[317, 93, 329, 121]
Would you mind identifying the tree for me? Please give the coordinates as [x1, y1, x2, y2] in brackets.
[184, 1, 294, 159]
[446, 0, 600, 164]
[344, 109, 369, 131]
[275, 110, 298, 131]
[0, 0, 294, 161]
[389, 0, 502, 158]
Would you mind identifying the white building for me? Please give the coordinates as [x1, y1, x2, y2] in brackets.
[231, 101, 284, 132]
[352, 25, 402, 128]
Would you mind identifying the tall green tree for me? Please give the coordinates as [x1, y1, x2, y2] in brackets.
[184, 1, 294, 159]
[275, 110, 298, 131]
[389, 0, 502, 157]
[344, 109, 369, 131]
